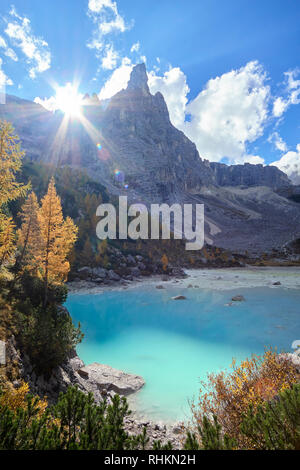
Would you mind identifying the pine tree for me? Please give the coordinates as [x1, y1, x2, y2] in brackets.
[161, 253, 168, 272]
[80, 237, 94, 267]
[241, 383, 300, 450]
[16, 192, 41, 275]
[95, 239, 109, 267]
[36, 178, 78, 304]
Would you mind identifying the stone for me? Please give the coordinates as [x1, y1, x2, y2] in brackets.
[108, 270, 121, 281]
[77, 267, 92, 279]
[68, 351, 85, 371]
[172, 295, 187, 300]
[77, 369, 89, 379]
[137, 261, 146, 271]
[127, 255, 136, 265]
[156, 285, 165, 289]
[161, 275, 169, 281]
[172, 424, 183, 435]
[232, 295, 245, 302]
[130, 267, 141, 277]
[273, 281, 281, 286]
[77, 363, 145, 396]
[92, 267, 107, 278]
[171, 267, 186, 278]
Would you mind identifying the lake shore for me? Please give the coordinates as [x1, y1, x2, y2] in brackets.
[67, 266, 300, 295]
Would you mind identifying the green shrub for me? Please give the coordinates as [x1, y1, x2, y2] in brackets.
[241, 383, 300, 450]
[0, 386, 172, 450]
[186, 382, 300, 450]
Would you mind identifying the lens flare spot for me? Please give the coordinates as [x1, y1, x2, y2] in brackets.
[114, 169, 125, 183]
[97, 143, 102, 150]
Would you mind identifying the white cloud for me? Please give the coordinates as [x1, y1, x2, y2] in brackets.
[87, 0, 129, 46]
[268, 132, 288, 153]
[88, 0, 116, 14]
[0, 35, 18, 61]
[0, 58, 13, 89]
[87, 0, 132, 73]
[130, 42, 140, 53]
[273, 97, 288, 117]
[147, 61, 270, 163]
[148, 67, 189, 128]
[98, 58, 133, 99]
[101, 44, 119, 70]
[272, 69, 300, 117]
[4, 7, 51, 78]
[182, 61, 270, 163]
[271, 144, 300, 185]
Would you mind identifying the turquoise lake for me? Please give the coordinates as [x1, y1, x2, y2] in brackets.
[66, 284, 300, 423]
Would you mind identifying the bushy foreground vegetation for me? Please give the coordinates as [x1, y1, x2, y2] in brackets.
[1, 379, 300, 450]
[0, 384, 172, 450]
[1, 120, 300, 450]
[0, 120, 82, 376]
[189, 349, 300, 449]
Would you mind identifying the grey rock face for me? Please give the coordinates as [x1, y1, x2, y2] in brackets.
[210, 162, 290, 189]
[78, 363, 145, 396]
[127, 63, 150, 94]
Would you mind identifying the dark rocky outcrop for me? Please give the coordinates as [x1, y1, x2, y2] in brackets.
[210, 162, 290, 189]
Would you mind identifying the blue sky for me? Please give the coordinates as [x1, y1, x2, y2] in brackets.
[0, 0, 299, 181]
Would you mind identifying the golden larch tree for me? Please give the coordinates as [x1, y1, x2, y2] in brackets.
[0, 216, 15, 266]
[37, 178, 78, 303]
[0, 121, 29, 208]
[0, 120, 29, 268]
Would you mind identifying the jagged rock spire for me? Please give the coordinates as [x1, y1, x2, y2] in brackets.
[127, 63, 149, 94]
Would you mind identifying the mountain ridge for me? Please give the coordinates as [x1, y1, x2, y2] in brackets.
[0, 63, 299, 254]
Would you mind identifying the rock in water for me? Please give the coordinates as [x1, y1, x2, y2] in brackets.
[232, 295, 245, 302]
[172, 295, 187, 300]
[77, 363, 145, 396]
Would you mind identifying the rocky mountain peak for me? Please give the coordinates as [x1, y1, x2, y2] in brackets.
[127, 63, 149, 94]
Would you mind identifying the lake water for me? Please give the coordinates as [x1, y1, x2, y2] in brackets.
[66, 278, 300, 423]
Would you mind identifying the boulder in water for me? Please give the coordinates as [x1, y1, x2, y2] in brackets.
[232, 295, 245, 302]
[77, 363, 145, 396]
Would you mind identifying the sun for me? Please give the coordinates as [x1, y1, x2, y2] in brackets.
[55, 83, 83, 117]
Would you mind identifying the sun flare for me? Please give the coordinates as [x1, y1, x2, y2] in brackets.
[55, 83, 83, 117]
